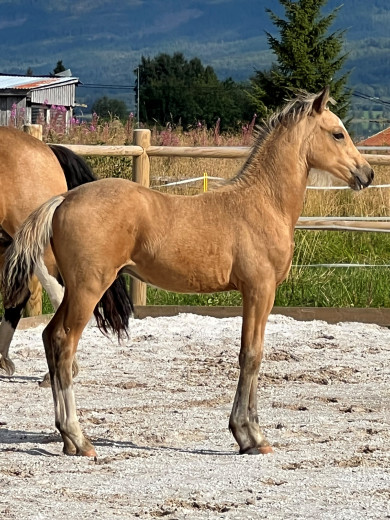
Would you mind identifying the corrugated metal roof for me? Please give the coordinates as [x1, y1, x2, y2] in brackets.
[0, 75, 79, 90]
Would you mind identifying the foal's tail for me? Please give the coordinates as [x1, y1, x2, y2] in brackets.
[2, 195, 133, 339]
[2, 195, 65, 309]
[49, 144, 97, 189]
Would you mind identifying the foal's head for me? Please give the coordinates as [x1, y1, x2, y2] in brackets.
[306, 87, 374, 190]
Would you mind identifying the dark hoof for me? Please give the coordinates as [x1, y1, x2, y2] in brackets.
[38, 372, 51, 388]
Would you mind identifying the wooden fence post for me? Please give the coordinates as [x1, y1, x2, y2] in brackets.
[131, 129, 151, 306]
[23, 123, 43, 141]
[22, 124, 43, 317]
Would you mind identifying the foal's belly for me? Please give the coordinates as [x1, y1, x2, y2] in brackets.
[129, 258, 234, 294]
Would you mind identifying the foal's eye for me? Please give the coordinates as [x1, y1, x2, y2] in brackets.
[333, 132, 345, 140]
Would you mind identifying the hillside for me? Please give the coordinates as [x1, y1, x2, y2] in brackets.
[1, 0, 390, 118]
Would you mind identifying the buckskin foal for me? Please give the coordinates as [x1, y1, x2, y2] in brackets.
[2, 88, 374, 456]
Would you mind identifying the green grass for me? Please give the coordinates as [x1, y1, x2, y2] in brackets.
[139, 230, 390, 309]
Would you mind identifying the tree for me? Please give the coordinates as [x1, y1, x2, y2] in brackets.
[135, 52, 253, 129]
[53, 60, 66, 75]
[250, 0, 351, 119]
[91, 96, 128, 120]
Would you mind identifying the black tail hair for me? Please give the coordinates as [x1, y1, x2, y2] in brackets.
[49, 144, 97, 189]
[93, 275, 134, 340]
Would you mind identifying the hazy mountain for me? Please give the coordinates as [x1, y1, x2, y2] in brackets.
[1, 0, 390, 113]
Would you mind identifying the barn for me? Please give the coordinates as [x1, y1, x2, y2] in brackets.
[358, 126, 390, 146]
[0, 72, 80, 127]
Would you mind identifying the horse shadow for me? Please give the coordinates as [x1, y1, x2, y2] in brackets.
[0, 375, 43, 384]
[0, 428, 234, 457]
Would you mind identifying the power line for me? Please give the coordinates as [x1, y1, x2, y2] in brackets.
[352, 91, 390, 107]
[79, 83, 135, 90]
[78, 82, 239, 92]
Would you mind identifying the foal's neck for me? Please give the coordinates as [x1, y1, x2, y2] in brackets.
[239, 125, 310, 225]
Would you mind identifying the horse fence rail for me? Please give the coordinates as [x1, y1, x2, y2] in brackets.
[57, 129, 390, 307]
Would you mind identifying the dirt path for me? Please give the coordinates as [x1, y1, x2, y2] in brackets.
[1, 313, 389, 519]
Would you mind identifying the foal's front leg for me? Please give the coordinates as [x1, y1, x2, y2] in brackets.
[229, 287, 274, 454]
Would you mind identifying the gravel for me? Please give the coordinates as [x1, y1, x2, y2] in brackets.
[1, 313, 389, 519]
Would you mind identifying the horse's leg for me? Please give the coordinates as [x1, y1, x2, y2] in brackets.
[0, 242, 31, 376]
[35, 258, 64, 311]
[34, 258, 80, 387]
[0, 295, 30, 376]
[229, 285, 275, 455]
[43, 289, 99, 456]
[24, 275, 42, 317]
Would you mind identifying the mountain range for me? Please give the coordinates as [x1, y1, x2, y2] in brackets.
[1, 0, 390, 112]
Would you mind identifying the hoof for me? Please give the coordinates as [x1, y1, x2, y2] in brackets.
[240, 445, 273, 455]
[63, 446, 77, 456]
[0, 356, 15, 377]
[78, 447, 97, 458]
[258, 445, 273, 455]
[63, 446, 97, 457]
[38, 372, 51, 388]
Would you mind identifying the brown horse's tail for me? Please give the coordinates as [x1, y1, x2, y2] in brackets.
[2, 195, 65, 308]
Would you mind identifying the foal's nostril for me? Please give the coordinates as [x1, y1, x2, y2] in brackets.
[370, 169, 375, 182]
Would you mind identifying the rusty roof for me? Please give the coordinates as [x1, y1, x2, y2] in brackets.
[0, 74, 80, 90]
[358, 127, 390, 146]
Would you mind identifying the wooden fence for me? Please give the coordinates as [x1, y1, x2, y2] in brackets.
[56, 128, 390, 308]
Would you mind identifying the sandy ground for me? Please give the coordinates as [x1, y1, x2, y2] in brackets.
[0, 312, 389, 520]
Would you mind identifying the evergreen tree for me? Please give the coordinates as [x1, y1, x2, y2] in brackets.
[250, 0, 350, 119]
[53, 60, 66, 75]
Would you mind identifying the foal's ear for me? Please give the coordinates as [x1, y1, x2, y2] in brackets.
[312, 86, 330, 114]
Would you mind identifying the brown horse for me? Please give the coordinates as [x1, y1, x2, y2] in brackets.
[0, 126, 132, 379]
[2, 88, 374, 457]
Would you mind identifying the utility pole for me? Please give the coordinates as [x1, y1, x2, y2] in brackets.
[137, 66, 140, 128]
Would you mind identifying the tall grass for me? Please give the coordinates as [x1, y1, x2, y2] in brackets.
[36, 118, 390, 310]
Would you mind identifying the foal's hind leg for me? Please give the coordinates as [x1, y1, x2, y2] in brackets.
[43, 290, 98, 456]
[34, 258, 80, 388]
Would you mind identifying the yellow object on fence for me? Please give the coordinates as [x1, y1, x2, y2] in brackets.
[203, 171, 208, 192]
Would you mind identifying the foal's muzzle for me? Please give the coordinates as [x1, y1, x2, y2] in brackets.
[351, 165, 374, 191]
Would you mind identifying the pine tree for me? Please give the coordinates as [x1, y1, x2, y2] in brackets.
[53, 60, 66, 75]
[250, 0, 350, 119]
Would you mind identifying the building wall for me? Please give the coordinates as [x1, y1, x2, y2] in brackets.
[31, 84, 76, 106]
[0, 96, 26, 125]
[0, 83, 77, 127]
